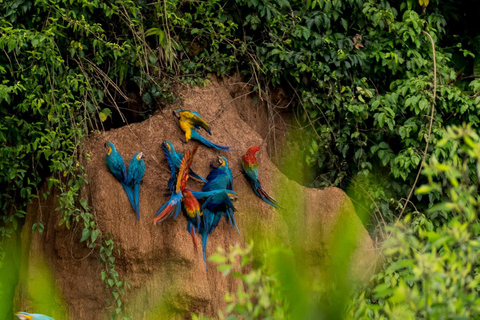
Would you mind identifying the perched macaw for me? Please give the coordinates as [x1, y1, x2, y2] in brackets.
[173, 109, 231, 151]
[153, 145, 199, 224]
[192, 156, 238, 233]
[191, 189, 238, 267]
[182, 188, 202, 253]
[105, 142, 135, 213]
[202, 156, 233, 192]
[242, 146, 279, 208]
[16, 312, 54, 320]
[126, 152, 146, 221]
[162, 140, 206, 191]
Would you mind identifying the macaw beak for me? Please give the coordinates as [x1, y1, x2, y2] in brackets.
[172, 110, 180, 118]
[15, 314, 31, 320]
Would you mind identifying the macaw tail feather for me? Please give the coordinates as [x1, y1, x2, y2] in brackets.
[189, 168, 207, 183]
[153, 202, 181, 224]
[121, 182, 136, 214]
[188, 224, 198, 254]
[191, 131, 231, 151]
[201, 231, 209, 270]
[134, 183, 141, 221]
[225, 208, 240, 235]
[252, 180, 279, 208]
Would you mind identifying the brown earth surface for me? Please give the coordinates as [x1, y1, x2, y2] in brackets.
[15, 77, 377, 319]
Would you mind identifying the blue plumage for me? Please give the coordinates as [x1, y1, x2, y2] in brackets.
[105, 142, 136, 215]
[162, 141, 206, 191]
[16, 312, 54, 320]
[127, 152, 146, 221]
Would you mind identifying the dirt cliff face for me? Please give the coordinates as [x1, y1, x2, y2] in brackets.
[16, 78, 376, 319]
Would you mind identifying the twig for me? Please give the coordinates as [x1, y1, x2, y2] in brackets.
[395, 30, 437, 224]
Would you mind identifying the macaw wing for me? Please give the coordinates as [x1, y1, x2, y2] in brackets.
[202, 168, 231, 190]
[107, 152, 127, 182]
[127, 158, 145, 186]
[176, 144, 199, 192]
[243, 162, 259, 182]
[182, 110, 211, 135]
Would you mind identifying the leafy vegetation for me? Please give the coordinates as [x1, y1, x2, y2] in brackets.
[1, 0, 480, 318]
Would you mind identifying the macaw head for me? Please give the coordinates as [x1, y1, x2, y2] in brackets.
[135, 152, 145, 161]
[16, 313, 32, 320]
[227, 191, 238, 201]
[16, 312, 53, 320]
[247, 146, 260, 156]
[162, 141, 174, 153]
[172, 109, 181, 119]
[105, 141, 115, 155]
[212, 156, 228, 168]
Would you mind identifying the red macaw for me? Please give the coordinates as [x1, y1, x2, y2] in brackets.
[173, 109, 231, 151]
[153, 145, 199, 224]
[242, 146, 279, 208]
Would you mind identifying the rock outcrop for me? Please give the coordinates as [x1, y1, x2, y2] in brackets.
[15, 78, 376, 319]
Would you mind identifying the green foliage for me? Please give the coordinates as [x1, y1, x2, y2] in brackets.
[349, 124, 480, 319]
[153, 0, 480, 224]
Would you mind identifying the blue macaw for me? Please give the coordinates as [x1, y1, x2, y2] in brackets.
[173, 109, 231, 151]
[190, 189, 238, 267]
[126, 152, 146, 221]
[242, 146, 279, 208]
[105, 142, 135, 213]
[16, 312, 54, 320]
[162, 140, 206, 191]
[153, 145, 199, 224]
[191, 156, 238, 233]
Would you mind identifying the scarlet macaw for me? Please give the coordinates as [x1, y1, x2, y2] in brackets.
[153, 145, 199, 224]
[105, 142, 136, 214]
[127, 152, 146, 221]
[161, 140, 206, 191]
[173, 109, 231, 151]
[242, 146, 279, 208]
[16, 312, 54, 320]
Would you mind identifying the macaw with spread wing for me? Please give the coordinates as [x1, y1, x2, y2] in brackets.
[173, 109, 231, 151]
[127, 152, 146, 221]
[190, 189, 238, 267]
[105, 142, 136, 214]
[242, 146, 279, 208]
[162, 140, 206, 191]
[153, 145, 199, 224]
[16, 312, 54, 320]
[191, 156, 238, 232]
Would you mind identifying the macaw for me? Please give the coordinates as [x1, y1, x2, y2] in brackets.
[182, 188, 202, 253]
[126, 152, 146, 221]
[192, 156, 238, 233]
[105, 142, 135, 213]
[242, 146, 279, 208]
[16, 312, 54, 320]
[190, 189, 238, 267]
[153, 145, 199, 224]
[162, 140, 206, 191]
[173, 109, 231, 151]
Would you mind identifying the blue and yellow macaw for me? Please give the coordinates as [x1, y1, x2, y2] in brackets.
[16, 312, 54, 320]
[242, 146, 279, 208]
[127, 152, 146, 221]
[173, 109, 231, 151]
[105, 142, 135, 213]
[162, 140, 206, 191]
[153, 145, 199, 224]
[191, 189, 238, 267]
[191, 156, 238, 233]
